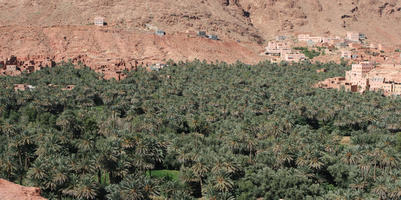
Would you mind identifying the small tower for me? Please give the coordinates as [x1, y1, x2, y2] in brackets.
[94, 16, 105, 26]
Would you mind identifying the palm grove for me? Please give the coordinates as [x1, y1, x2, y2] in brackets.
[0, 60, 400, 200]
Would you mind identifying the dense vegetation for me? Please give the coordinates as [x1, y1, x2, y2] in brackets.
[293, 47, 321, 59]
[0, 60, 400, 200]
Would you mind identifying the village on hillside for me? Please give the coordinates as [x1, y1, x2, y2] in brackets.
[1, 16, 401, 96]
[315, 62, 401, 96]
[264, 31, 401, 64]
[0, 17, 223, 83]
[263, 31, 401, 96]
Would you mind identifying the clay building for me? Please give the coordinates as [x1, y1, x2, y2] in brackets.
[94, 16, 105, 26]
[314, 77, 358, 92]
[102, 70, 126, 81]
[341, 50, 352, 59]
[317, 62, 401, 96]
[6, 65, 17, 72]
[14, 84, 35, 91]
[346, 32, 360, 42]
[369, 76, 385, 91]
[276, 35, 287, 41]
[349, 43, 363, 49]
[393, 83, 401, 95]
[345, 62, 375, 85]
[14, 84, 27, 91]
[297, 34, 323, 44]
[282, 52, 306, 62]
[197, 31, 207, 37]
[149, 63, 167, 71]
[265, 41, 291, 55]
[208, 35, 219, 40]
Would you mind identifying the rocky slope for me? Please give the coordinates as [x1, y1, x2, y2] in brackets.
[1, 0, 401, 44]
[0, 179, 47, 200]
[0, 25, 264, 67]
[0, 0, 401, 67]
[239, 0, 401, 44]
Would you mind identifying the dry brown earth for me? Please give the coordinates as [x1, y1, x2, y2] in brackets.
[0, 179, 47, 200]
[1, 0, 401, 67]
[1, 0, 401, 44]
[0, 25, 265, 66]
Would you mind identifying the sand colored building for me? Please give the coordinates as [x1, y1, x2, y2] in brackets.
[346, 32, 360, 42]
[328, 37, 344, 46]
[265, 41, 291, 55]
[14, 84, 28, 91]
[13, 84, 35, 91]
[0, 55, 138, 81]
[297, 34, 324, 43]
[282, 52, 306, 62]
[96, 69, 124, 80]
[314, 77, 357, 92]
[94, 16, 104, 26]
[392, 83, 401, 95]
[349, 43, 363, 49]
[297, 34, 310, 42]
[366, 64, 401, 95]
[0, 55, 56, 76]
[341, 50, 352, 59]
[345, 62, 375, 85]
[317, 62, 401, 96]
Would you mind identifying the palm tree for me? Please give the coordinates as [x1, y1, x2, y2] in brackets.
[369, 149, 384, 180]
[308, 157, 324, 170]
[106, 174, 158, 200]
[244, 136, 257, 162]
[0, 155, 17, 180]
[63, 175, 98, 200]
[191, 160, 210, 192]
[341, 150, 360, 165]
[381, 153, 398, 173]
[372, 184, 388, 200]
[388, 185, 401, 200]
[211, 172, 234, 193]
[349, 177, 367, 192]
[357, 158, 371, 180]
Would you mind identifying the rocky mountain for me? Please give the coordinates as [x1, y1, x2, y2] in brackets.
[2, 0, 401, 43]
[239, 0, 401, 44]
[0, 0, 401, 65]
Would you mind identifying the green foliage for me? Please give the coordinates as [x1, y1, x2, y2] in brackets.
[397, 132, 401, 152]
[293, 47, 321, 59]
[147, 170, 180, 181]
[0, 61, 400, 199]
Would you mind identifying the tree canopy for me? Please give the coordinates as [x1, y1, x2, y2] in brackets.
[0, 60, 400, 199]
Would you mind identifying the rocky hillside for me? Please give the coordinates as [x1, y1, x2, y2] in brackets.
[0, 26, 264, 67]
[0, 0, 401, 65]
[0, 179, 46, 200]
[1, 0, 401, 44]
[239, 0, 401, 44]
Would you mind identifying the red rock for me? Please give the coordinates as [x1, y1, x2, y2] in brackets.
[0, 179, 47, 200]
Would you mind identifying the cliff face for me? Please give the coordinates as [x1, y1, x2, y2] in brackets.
[0, 179, 47, 200]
